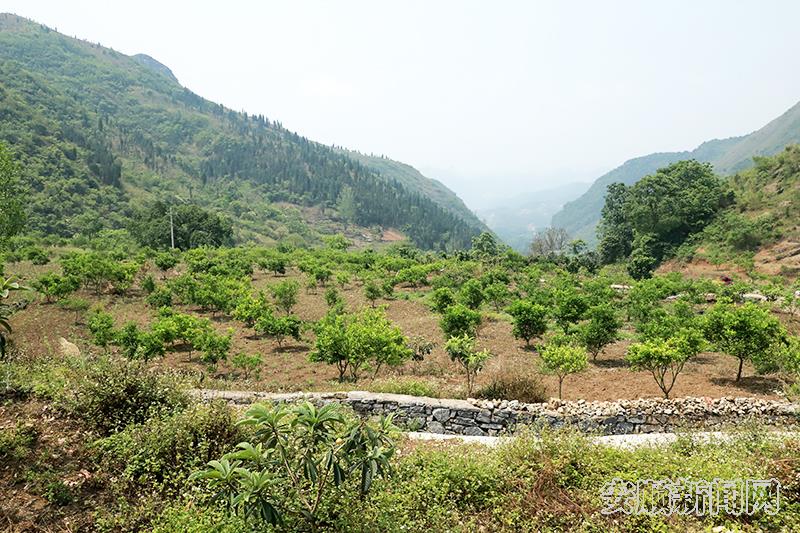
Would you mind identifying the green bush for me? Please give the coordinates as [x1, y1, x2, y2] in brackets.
[94, 401, 243, 495]
[439, 304, 481, 340]
[64, 358, 187, 435]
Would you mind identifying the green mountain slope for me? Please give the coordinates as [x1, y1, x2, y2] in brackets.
[0, 13, 480, 250]
[673, 144, 800, 275]
[337, 149, 488, 233]
[552, 100, 800, 244]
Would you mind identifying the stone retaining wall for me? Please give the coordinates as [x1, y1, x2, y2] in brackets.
[191, 389, 799, 436]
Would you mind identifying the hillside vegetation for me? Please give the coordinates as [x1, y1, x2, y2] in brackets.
[337, 149, 489, 234]
[0, 13, 479, 250]
[553, 101, 800, 243]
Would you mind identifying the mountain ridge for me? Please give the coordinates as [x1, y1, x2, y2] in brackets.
[0, 12, 481, 250]
[552, 100, 800, 243]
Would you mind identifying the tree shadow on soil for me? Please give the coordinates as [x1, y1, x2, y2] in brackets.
[709, 375, 784, 395]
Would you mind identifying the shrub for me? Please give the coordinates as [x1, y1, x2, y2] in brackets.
[439, 304, 481, 340]
[24, 246, 50, 265]
[310, 308, 411, 381]
[154, 250, 180, 272]
[444, 334, 491, 395]
[146, 285, 173, 308]
[577, 304, 621, 360]
[191, 402, 396, 531]
[255, 314, 302, 348]
[231, 292, 272, 328]
[483, 282, 510, 312]
[141, 273, 156, 294]
[551, 286, 588, 333]
[430, 287, 456, 313]
[65, 358, 187, 434]
[506, 300, 548, 346]
[32, 273, 78, 303]
[703, 302, 786, 381]
[324, 286, 343, 309]
[626, 328, 704, 398]
[94, 401, 243, 494]
[269, 279, 299, 314]
[458, 279, 485, 310]
[196, 329, 233, 364]
[475, 371, 547, 403]
[115, 322, 166, 361]
[539, 343, 588, 399]
[231, 352, 262, 379]
[88, 308, 116, 351]
[364, 280, 383, 307]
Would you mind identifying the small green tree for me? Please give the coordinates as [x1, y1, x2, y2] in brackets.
[703, 302, 786, 381]
[196, 329, 233, 365]
[539, 343, 588, 399]
[32, 273, 79, 303]
[310, 308, 410, 381]
[444, 334, 491, 395]
[551, 287, 588, 333]
[626, 329, 703, 398]
[88, 308, 116, 352]
[58, 297, 90, 325]
[231, 352, 263, 379]
[364, 280, 382, 308]
[458, 279, 485, 310]
[255, 314, 302, 349]
[269, 280, 299, 314]
[439, 304, 481, 340]
[578, 304, 622, 360]
[430, 287, 456, 313]
[506, 300, 548, 347]
[483, 282, 510, 312]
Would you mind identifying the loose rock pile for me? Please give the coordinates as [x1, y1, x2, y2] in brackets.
[192, 389, 798, 436]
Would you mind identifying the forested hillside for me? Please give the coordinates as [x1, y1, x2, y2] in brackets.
[552, 100, 800, 243]
[0, 13, 480, 250]
[336, 149, 489, 234]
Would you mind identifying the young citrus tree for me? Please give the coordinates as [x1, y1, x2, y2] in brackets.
[506, 300, 548, 347]
[539, 342, 588, 399]
[439, 304, 481, 340]
[577, 304, 621, 361]
[702, 302, 786, 381]
[269, 280, 299, 314]
[444, 334, 491, 395]
[626, 328, 703, 398]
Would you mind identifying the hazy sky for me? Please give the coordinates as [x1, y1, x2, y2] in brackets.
[5, 1, 800, 207]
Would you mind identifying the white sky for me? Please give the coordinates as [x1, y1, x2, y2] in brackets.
[5, 1, 800, 207]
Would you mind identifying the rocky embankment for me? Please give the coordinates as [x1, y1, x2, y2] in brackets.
[191, 389, 798, 436]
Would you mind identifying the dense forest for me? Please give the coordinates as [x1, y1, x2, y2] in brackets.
[0, 13, 480, 250]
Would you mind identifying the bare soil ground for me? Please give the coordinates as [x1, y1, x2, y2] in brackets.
[7, 262, 789, 402]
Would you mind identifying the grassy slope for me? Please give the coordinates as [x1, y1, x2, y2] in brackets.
[552, 100, 800, 244]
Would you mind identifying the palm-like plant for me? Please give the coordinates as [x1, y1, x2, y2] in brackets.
[1, 276, 27, 358]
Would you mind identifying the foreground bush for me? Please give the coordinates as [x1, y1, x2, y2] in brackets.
[63, 357, 187, 434]
[95, 401, 244, 495]
[191, 402, 396, 530]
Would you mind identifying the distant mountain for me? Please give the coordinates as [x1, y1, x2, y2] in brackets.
[0, 13, 480, 250]
[336, 149, 489, 234]
[477, 182, 589, 252]
[552, 100, 800, 244]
